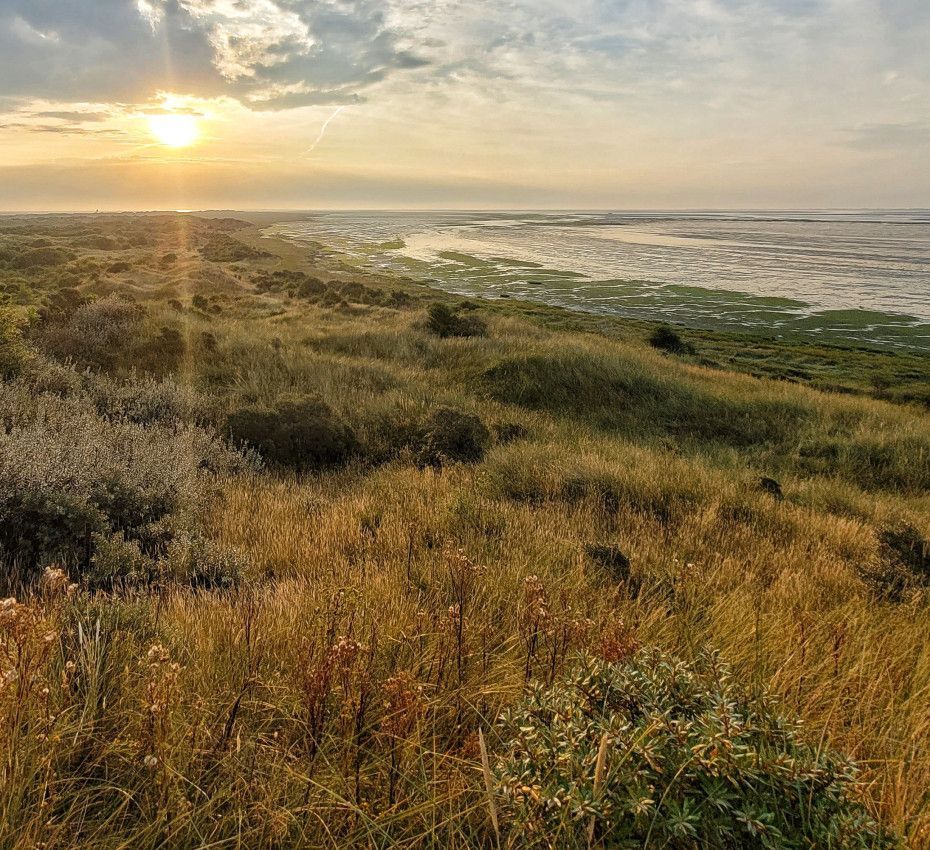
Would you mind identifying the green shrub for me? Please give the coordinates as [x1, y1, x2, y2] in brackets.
[227, 397, 359, 472]
[859, 524, 930, 602]
[164, 532, 245, 589]
[297, 276, 327, 298]
[85, 531, 157, 590]
[0, 381, 244, 585]
[426, 303, 487, 338]
[584, 543, 632, 583]
[40, 294, 145, 369]
[15, 246, 73, 268]
[492, 650, 894, 849]
[0, 305, 30, 379]
[649, 324, 693, 354]
[417, 407, 491, 467]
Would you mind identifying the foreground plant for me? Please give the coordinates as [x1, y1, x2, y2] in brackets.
[493, 650, 896, 848]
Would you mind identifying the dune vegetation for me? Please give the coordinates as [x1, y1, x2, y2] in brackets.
[0, 213, 928, 848]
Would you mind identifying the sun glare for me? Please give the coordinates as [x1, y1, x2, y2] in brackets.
[147, 113, 200, 148]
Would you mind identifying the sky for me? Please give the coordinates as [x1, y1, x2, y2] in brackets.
[0, 0, 928, 211]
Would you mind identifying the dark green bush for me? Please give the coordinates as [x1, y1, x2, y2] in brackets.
[227, 397, 359, 472]
[860, 524, 930, 602]
[584, 543, 632, 583]
[297, 276, 327, 298]
[417, 407, 490, 467]
[649, 324, 693, 354]
[493, 650, 894, 849]
[426, 303, 487, 338]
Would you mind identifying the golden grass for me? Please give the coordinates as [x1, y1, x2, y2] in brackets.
[3, 217, 930, 847]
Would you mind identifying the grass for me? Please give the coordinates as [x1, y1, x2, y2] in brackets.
[1, 213, 929, 847]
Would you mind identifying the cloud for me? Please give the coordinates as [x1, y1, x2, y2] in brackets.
[843, 122, 930, 151]
[0, 121, 125, 137]
[0, 0, 429, 111]
[34, 110, 109, 122]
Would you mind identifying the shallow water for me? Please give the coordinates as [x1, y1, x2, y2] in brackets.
[269, 211, 930, 351]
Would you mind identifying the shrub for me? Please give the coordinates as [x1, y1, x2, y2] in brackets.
[493, 421, 529, 444]
[860, 524, 930, 602]
[649, 324, 693, 354]
[492, 650, 894, 849]
[199, 234, 269, 263]
[0, 305, 30, 379]
[85, 531, 157, 590]
[584, 543, 632, 583]
[164, 532, 245, 589]
[417, 407, 490, 467]
[297, 276, 327, 298]
[426, 303, 487, 338]
[87, 371, 214, 427]
[41, 294, 145, 369]
[0, 382, 243, 585]
[14, 247, 73, 269]
[227, 397, 358, 472]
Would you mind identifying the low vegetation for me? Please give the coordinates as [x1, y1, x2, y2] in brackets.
[0, 213, 928, 848]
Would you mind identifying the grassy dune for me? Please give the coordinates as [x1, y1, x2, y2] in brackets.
[1, 214, 929, 847]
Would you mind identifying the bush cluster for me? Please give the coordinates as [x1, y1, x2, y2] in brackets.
[860, 524, 930, 602]
[0, 304, 30, 379]
[649, 324, 694, 354]
[40, 294, 145, 369]
[199, 234, 270, 263]
[493, 650, 894, 849]
[416, 407, 491, 468]
[227, 397, 359, 473]
[426, 303, 488, 338]
[0, 379, 245, 588]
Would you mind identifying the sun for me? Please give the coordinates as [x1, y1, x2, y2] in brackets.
[147, 113, 200, 148]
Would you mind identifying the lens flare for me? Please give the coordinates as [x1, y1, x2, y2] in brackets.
[147, 113, 199, 148]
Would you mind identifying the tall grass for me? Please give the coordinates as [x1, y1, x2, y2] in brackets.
[2, 216, 929, 847]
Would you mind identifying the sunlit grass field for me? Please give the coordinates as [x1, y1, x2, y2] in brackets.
[1, 214, 929, 847]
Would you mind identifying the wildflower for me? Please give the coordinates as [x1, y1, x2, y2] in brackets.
[41, 566, 69, 595]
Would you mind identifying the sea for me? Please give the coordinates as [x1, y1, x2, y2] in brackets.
[267, 210, 930, 351]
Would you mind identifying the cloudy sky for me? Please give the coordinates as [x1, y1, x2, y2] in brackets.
[0, 0, 928, 210]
